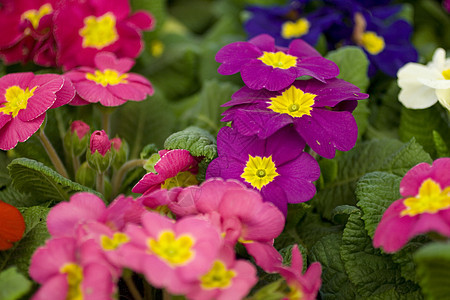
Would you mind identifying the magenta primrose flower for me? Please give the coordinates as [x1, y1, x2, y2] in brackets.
[276, 245, 322, 300]
[206, 126, 320, 215]
[132, 149, 200, 195]
[222, 78, 368, 159]
[373, 158, 450, 253]
[216, 34, 339, 91]
[186, 245, 258, 300]
[66, 52, 154, 107]
[54, 0, 155, 70]
[70, 120, 90, 140]
[0, 72, 75, 150]
[29, 237, 117, 300]
[119, 212, 222, 295]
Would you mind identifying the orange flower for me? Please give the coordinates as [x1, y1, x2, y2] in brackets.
[0, 200, 26, 250]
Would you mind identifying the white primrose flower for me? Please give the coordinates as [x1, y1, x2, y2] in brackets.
[397, 48, 450, 111]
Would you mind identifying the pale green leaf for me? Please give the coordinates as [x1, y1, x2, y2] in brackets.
[164, 126, 217, 160]
[0, 267, 32, 300]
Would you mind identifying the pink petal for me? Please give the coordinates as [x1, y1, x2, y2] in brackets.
[0, 114, 45, 150]
[245, 241, 282, 273]
[127, 11, 155, 30]
[107, 81, 152, 101]
[31, 274, 68, 300]
[0, 72, 34, 90]
[51, 76, 76, 108]
[94, 52, 134, 73]
[75, 81, 126, 106]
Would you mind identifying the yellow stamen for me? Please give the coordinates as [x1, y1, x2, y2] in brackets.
[200, 260, 236, 290]
[60, 263, 83, 300]
[360, 31, 385, 55]
[281, 18, 310, 39]
[258, 51, 297, 69]
[100, 232, 129, 251]
[85, 69, 128, 87]
[148, 230, 195, 266]
[241, 155, 279, 190]
[0, 86, 37, 118]
[442, 69, 450, 80]
[268, 85, 315, 118]
[21, 4, 53, 29]
[79, 13, 118, 49]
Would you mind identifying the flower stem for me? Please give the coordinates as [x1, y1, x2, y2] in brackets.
[96, 172, 105, 195]
[123, 272, 143, 300]
[38, 129, 69, 178]
[111, 159, 147, 197]
[72, 153, 80, 176]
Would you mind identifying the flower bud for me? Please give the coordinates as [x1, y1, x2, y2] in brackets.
[64, 120, 90, 157]
[110, 137, 129, 169]
[75, 162, 96, 188]
[87, 130, 114, 173]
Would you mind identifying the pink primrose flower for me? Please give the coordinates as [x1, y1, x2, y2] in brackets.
[65, 52, 153, 107]
[216, 34, 339, 91]
[0, 0, 59, 65]
[373, 158, 450, 253]
[132, 149, 200, 195]
[119, 212, 222, 295]
[29, 237, 116, 300]
[186, 245, 258, 300]
[54, 0, 155, 70]
[89, 130, 111, 156]
[47, 192, 145, 237]
[110, 137, 121, 151]
[275, 245, 322, 300]
[70, 120, 90, 140]
[0, 72, 75, 150]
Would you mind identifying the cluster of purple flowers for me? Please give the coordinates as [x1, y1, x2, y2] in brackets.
[244, 0, 418, 77]
[207, 34, 368, 215]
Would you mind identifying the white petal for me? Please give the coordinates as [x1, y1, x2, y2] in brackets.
[398, 83, 437, 109]
[397, 63, 438, 88]
[418, 78, 450, 89]
[436, 89, 450, 111]
[429, 48, 447, 69]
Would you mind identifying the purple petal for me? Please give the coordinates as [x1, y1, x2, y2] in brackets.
[265, 126, 306, 165]
[248, 34, 276, 52]
[216, 42, 262, 75]
[288, 39, 321, 58]
[295, 57, 339, 82]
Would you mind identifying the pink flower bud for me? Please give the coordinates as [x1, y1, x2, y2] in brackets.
[110, 137, 122, 151]
[89, 130, 111, 156]
[70, 120, 90, 139]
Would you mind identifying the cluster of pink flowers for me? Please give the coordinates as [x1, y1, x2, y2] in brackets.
[0, 0, 155, 69]
[30, 178, 323, 299]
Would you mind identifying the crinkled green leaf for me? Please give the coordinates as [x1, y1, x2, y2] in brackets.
[399, 105, 450, 157]
[433, 130, 450, 157]
[392, 236, 429, 284]
[0, 186, 35, 207]
[164, 126, 217, 160]
[180, 80, 239, 133]
[331, 205, 360, 225]
[0, 206, 50, 274]
[313, 138, 432, 220]
[112, 88, 176, 158]
[0, 151, 11, 188]
[0, 267, 32, 300]
[414, 242, 450, 300]
[310, 233, 358, 300]
[325, 46, 369, 92]
[8, 158, 101, 203]
[340, 210, 421, 298]
[356, 171, 402, 238]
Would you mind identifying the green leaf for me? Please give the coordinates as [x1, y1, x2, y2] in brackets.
[169, 0, 216, 34]
[340, 210, 421, 298]
[325, 46, 369, 92]
[164, 126, 217, 160]
[0, 267, 32, 300]
[353, 100, 371, 139]
[0, 186, 35, 208]
[356, 171, 402, 238]
[250, 279, 285, 300]
[310, 233, 358, 300]
[180, 80, 239, 133]
[312, 138, 432, 220]
[399, 105, 450, 157]
[111, 88, 176, 158]
[433, 130, 450, 157]
[8, 158, 101, 203]
[414, 242, 450, 300]
[0, 151, 11, 188]
[0, 206, 50, 274]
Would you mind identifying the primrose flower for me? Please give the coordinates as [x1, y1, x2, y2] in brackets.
[276, 245, 322, 300]
[245, 1, 339, 47]
[66, 52, 153, 107]
[373, 158, 450, 253]
[119, 212, 222, 295]
[216, 34, 339, 91]
[0, 0, 58, 65]
[132, 149, 199, 195]
[47, 192, 145, 237]
[54, 0, 155, 69]
[30, 237, 116, 300]
[0, 72, 75, 150]
[206, 126, 320, 215]
[397, 48, 450, 111]
[222, 78, 368, 159]
[186, 245, 258, 300]
[0, 200, 25, 250]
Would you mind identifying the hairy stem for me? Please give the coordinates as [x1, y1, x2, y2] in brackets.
[38, 129, 69, 178]
[111, 159, 147, 197]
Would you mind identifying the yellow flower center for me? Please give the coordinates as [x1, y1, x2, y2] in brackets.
[360, 31, 385, 55]
[79, 13, 118, 49]
[281, 18, 310, 39]
[241, 155, 279, 190]
[100, 232, 129, 251]
[400, 179, 450, 217]
[442, 69, 450, 80]
[161, 171, 198, 190]
[21, 3, 53, 29]
[258, 51, 297, 69]
[200, 260, 236, 290]
[286, 283, 304, 300]
[85, 69, 128, 87]
[0, 86, 37, 118]
[148, 230, 195, 266]
[268, 85, 315, 118]
[60, 263, 83, 300]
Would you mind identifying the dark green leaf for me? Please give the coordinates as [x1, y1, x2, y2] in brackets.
[433, 130, 450, 158]
[0, 151, 11, 188]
